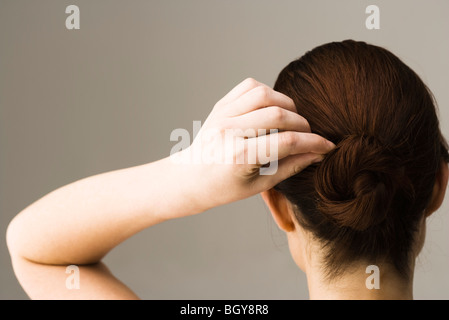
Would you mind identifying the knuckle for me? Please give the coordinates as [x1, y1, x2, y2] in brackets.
[243, 77, 259, 88]
[282, 132, 297, 149]
[293, 163, 306, 175]
[271, 107, 284, 122]
[254, 86, 271, 102]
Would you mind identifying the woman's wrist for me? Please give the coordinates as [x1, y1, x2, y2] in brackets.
[153, 151, 216, 221]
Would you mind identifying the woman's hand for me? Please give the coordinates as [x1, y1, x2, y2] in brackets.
[172, 78, 335, 215]
[7, 78, 334, 299]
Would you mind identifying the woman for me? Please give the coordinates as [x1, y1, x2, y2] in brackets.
[7, 40, 448, 299]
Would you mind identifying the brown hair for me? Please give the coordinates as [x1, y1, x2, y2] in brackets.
[273, 40, 449, 280]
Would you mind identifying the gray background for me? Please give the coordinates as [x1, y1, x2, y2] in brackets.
[1, 0, 448, 299]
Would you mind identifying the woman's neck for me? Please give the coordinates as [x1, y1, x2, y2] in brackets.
[306, 262, 414, 300]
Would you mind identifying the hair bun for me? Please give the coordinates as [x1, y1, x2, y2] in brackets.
[314, 135, 408, 231]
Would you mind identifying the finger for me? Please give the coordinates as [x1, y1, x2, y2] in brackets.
[230, 107, 311, 137]
[215, 78, 264, 107]
[258, 153, 323, 189]
[245, 131, 335, 164]
[227, 85, 296, 116]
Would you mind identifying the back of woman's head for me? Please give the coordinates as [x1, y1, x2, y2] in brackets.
[273, 40, 449, 280]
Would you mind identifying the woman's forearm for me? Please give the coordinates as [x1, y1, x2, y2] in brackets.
[7, 78, 333, 270]
[6, 156, 203, 265]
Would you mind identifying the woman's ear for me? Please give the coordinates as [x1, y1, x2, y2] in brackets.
[260, 189, 295, 232]
[425, 160, 449, 216]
